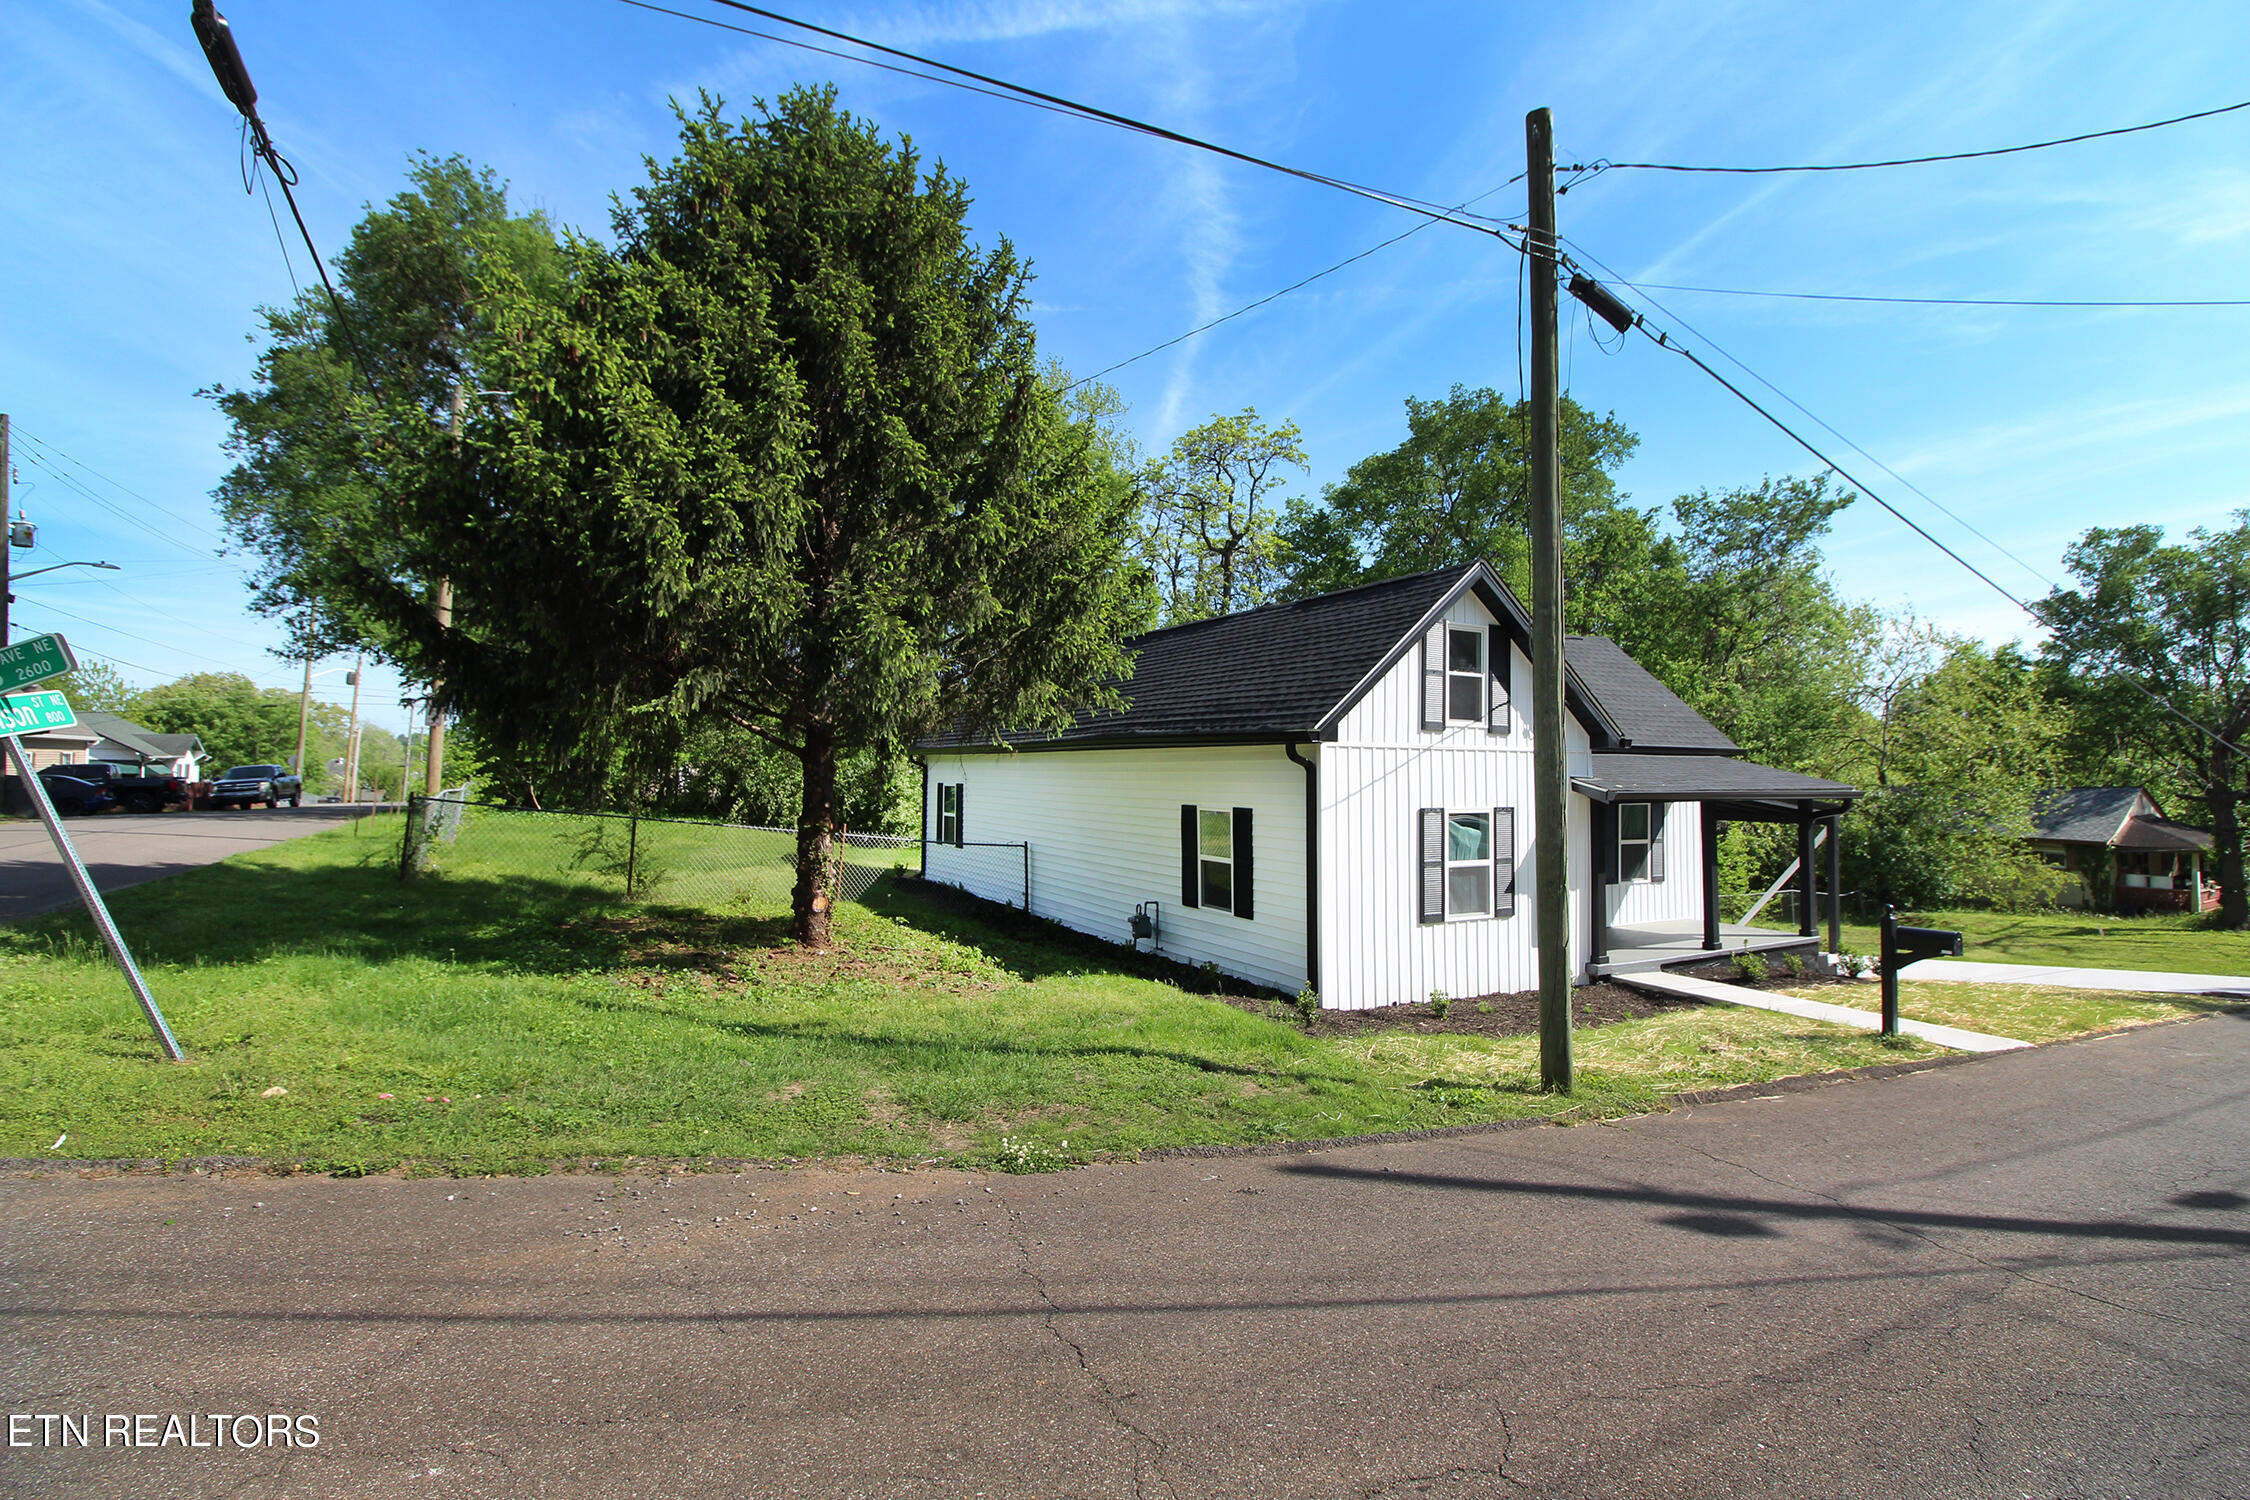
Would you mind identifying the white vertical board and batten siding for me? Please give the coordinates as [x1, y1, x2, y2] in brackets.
[1321, 592, 1597, 1009]
[921, 746, 1308, 995]
[1607, 802, 1704, 929]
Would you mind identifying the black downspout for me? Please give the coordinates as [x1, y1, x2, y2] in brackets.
[1285, 739, 1319, 997]
[1591, 800, 1614, 967]
[915, 757, 929, 877]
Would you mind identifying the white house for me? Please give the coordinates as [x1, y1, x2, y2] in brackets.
[917, 562, 1858, 1010]
[80, 711, 208, 783]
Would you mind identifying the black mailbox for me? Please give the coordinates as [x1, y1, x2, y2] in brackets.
[1879, 907, 1964, 1036]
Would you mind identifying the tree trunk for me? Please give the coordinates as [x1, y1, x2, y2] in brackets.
[791, 725, 842, 947]
[2213, 785, 2246, 929]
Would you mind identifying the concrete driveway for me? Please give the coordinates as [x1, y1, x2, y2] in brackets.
[0, 806, 389, 922]
[2, 1013, 2244, 1498]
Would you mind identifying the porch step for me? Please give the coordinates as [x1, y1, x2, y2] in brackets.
[1609, 970, 2030, 1053]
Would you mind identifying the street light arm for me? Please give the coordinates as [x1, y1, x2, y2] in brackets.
[11, 561, 119, 582]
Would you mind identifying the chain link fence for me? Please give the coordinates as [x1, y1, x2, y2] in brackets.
[920, 839, 1033, 910]
[398, 794, 920, 908]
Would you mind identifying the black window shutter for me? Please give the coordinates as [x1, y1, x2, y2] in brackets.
[1420, 623, 1446, 731]
[1649, 802, 1667, 882]
[954, 784, 965, 847]
[1418, 807, 1445, 923]
[1487, 625, 1511, 735]
[1493, 807, 1516, 917]
[1233, 807, 1254, 921]
[1180, 804, 1200, 907]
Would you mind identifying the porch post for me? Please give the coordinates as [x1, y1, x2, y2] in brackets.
[1700, 805, 1721, 951]
[1826, 813, 1843, 954]
[1590, 799, 1613, 966]
[1796, 806, 1816, 938]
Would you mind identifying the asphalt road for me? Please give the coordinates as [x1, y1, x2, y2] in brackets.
[0, 806, 388, 922]
[1, 1016, 2245, 1498]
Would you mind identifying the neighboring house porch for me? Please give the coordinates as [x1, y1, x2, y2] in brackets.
[2028, 786, 2220, 914]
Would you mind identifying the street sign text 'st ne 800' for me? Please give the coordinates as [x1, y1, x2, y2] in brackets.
[0, 633, 77, 695]
[0, 690, 77, 734]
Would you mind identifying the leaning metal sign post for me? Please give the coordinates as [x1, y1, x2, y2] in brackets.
[0, 636, 185, 1061]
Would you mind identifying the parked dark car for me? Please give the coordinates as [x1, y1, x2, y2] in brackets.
[204, 763, 303, 810]
[35, 761, 190, 815]
[35, 766, 123, 816]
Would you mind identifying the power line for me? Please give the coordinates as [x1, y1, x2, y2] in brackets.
[1068, 181, 1525, 391]
[1620, 282, 2250, 309]
[12, 452, 226, 562]
[630, 0, 1519, 240]
[11, 427, 233, 544]
[1567, 96, 2250, 176]
[1557, 236, 2059, 593]
[1565, 264, 2248, 757]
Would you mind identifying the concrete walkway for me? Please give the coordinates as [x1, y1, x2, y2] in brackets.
[1901, 956, 2250, 998]
[1612, 968, 2030, 1052]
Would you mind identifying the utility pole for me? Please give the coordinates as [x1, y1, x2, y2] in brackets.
[291, 654, 314, 777]
[1526, 107, 1574, 1092]
[425, 383, 462, 797]
[343, 651, 363, 801]
[1, 412, 11, 645]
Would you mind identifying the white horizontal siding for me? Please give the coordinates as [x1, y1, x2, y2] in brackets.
[921, 746, 1309, 995]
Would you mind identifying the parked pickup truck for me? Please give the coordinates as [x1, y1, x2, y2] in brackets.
[204, 763, 303, 810]
[38, 762, 187, 815]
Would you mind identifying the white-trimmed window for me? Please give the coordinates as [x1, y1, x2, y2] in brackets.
[1446, 812, 1493, 917]
[1419, 807, 1516, 922]
[936, 782, 962, 845]
[1198, 808, 1234, 912]
[1446, 626, 1485, 723]
[1617, 801, 1666, 882]
[1181, 804, 1254, 918]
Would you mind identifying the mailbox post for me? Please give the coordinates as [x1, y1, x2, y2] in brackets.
[1880, 906, 1964, 1037]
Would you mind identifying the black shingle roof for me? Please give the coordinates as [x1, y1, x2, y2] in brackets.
[1575, 752, 1857, 804]
[923, 566, 1475, 748]
[1564, 635, 1739, 753]
[918, 562, 1743, 754]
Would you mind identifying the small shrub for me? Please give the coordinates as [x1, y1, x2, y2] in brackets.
[1780, 951, 1805, 978]
[1428, 989, 1452, 1019]
[1200, 959, 1223, 993]
[1735, 952, 1769, 984]
[1293, 985, 1321, 1023]
[1475, 1001, 1492, 1015]
[1841, 952, 1874, 979]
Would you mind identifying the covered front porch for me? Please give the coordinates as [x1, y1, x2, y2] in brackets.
[1574, 752, 1861, 981]
[1590, 918, 1820, 977]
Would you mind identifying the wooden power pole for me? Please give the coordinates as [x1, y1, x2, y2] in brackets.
[424, 382, 463, 798]
[1526, 108, 1574, 1092]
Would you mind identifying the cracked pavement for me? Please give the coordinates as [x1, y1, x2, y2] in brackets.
[2, 1014, 2246, 1497]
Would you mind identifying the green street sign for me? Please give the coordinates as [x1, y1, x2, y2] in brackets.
[0, 633, 76, 694]
[0, 690, 78, 734]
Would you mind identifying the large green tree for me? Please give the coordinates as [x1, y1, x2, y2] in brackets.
[411, 89, 1145, 945]
[129, 672, 350, 782]
[1275, 384, 1644, 607]
[208, 153, 559, 665]
[2037, 516, 2250, 927]
[1132, 409, 1304, 623]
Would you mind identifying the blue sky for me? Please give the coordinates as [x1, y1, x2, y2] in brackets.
[9, 0, 2248, 735]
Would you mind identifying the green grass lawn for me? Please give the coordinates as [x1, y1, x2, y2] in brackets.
[0, 817, 2218, 1175]
[1836, 906, 2250, 976]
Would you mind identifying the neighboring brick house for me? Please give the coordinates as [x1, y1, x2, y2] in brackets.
[2028, 787, 2220, 913]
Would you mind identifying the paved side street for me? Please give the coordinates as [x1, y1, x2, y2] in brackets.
[3, 1015, 2245, 1499]
[0, 807, 385, 922]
